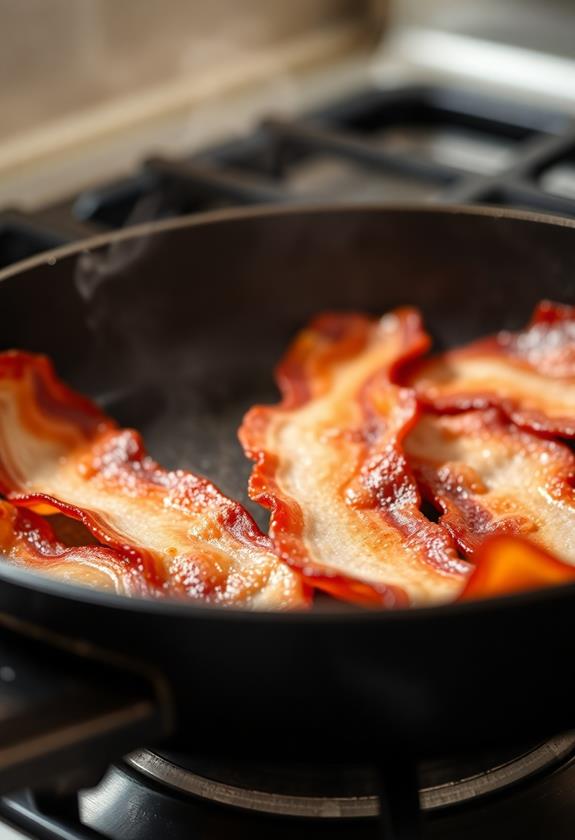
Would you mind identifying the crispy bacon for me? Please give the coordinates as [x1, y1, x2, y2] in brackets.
[0, 501, 152, 596]
[405, 409, 575, 562]
[459, 535, 575, 600]
[401, 301, 575, 437]
[239, 309, 469, 606]
[0, 352, 309, 610]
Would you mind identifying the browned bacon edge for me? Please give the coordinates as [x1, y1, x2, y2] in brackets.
[0, 500, 152, 597]
[407, 408, 575, 557]
[239, 308, 467, 607]
[397, 301, 575, 438]
[0, 352, 311, 608]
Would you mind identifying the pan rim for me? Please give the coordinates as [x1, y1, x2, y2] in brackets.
[2, 201, 575, 623]
[2, 200, 575, 285]
[0, 558, 573, 624]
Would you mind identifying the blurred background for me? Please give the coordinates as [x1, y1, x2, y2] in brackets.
[1, 1, 377, 144]
[2, 0, 575, 259]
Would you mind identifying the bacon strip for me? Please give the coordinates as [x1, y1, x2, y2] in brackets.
[459, 535, 575, 601]
[239, 309, 469, 606]
[405, 409, 575, 562]
[401, 301, 575, 437]
[0, 352, 309, 610]
[0, 501, 152, 596]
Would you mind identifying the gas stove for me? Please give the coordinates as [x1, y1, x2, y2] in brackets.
[0, 735, 574, 839]
[4, 6, 575, 838]
[3, 80, 575, 278]
[1, 78, 575, 840]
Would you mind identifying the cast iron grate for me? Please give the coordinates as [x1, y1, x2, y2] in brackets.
[2, 84, 575, 271]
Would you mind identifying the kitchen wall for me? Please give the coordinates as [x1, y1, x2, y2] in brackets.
[0, 0, 376, 142]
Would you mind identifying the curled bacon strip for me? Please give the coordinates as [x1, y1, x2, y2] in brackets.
[401, 301, 575, 437]
[240, 309, 469, 607]
[459, 535, 575, 601]
[0, 501, 152, 596]
[405, 409, 575, 562]
[0, 352, 308, 610]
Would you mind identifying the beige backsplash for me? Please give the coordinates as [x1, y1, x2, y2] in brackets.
[1, 0, 377, 142]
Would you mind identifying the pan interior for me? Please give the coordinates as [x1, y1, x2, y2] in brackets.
[1, 206, 574, 591]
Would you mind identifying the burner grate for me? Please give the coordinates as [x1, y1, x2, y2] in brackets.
[3, 84, 575, 268]
[0, 209, 96, 270]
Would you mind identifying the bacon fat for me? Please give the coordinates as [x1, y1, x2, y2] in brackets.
[401, 301, 575, 437]
[0, 500, 153, 596]
[405, 409, 575, 562]
[239, 309, 469, 606]
[0, 352, 308, 609]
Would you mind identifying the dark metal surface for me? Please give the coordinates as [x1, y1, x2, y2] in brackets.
[57, 737, 575, 839]
[125, 735, 575, 816]
[0, 205, 573, 772]
[0, 626, 166, 796]
[1, 791, 106, 840]
[3, 736, 575, 840]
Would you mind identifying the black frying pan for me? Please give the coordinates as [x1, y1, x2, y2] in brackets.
[0, 204, 573, 793]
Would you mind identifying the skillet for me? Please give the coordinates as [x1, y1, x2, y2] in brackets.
[0, 204, 573, 791]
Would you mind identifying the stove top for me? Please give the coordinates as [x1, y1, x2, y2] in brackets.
[1, 734, 574, 839]
[3, 82, 575, 278]
[124, 736, 575, 818]
[3, 80, 575, 839]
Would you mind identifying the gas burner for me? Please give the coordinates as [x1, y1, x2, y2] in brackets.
[123, 735, 575, 818]
[58, 734, 575, 840]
